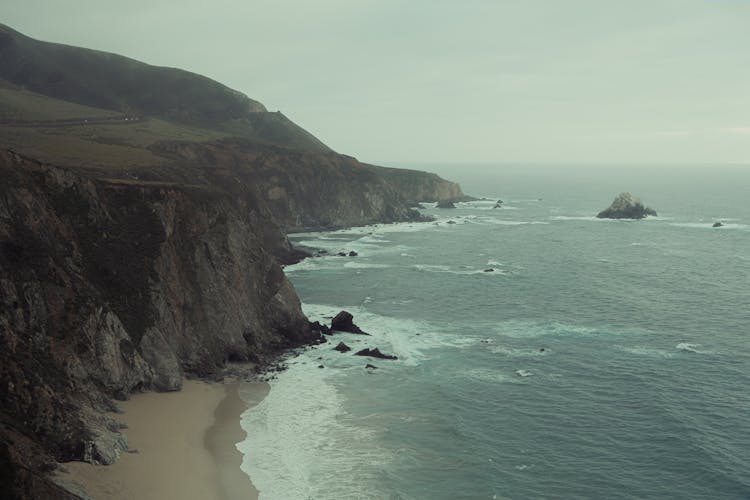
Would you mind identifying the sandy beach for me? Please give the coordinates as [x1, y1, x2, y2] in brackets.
[59, 379, 268, 500]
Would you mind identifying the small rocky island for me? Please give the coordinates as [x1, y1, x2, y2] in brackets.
[596, 192, 657, 219]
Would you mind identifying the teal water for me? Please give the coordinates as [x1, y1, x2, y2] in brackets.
[239, 166, 750, 499]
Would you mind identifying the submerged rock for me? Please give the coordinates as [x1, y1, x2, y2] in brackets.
[354, 348, 398, 360]
[365, 364, 378, 369]
[596, 192, 657, 219]
[712, 222, 724, 228]
[331, 311, 369, 335]
[348, 251, 358, 256]
[483, 268, 494, 273]
[493, 199, 504, 209]
[334, 341, 351, 353]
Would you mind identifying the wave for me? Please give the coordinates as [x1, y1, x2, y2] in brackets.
[413, 264, 509, 276]
[343, 261, 391, 269]
[238, 354, 393, 500]
[676, 342, 711, 354]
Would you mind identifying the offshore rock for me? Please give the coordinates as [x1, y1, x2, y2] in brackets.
[596, 192, 657, 219]
[712, 222, 724, 228]
[436, 199, 456, 209]
[331, 311, 369, 335]
[334, 342, 351, 353]
[354, 348, 398, 360]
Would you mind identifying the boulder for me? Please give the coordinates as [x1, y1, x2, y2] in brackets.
[334, 342, 351, 353]
[596, 192, 657, 219]
[365, 364, 378, 369]
[330, 311, 369, 335]
[354, 348, 398, 360]
[436, 199, 456, 209]
[483, 268, 494, 273]
[348, 251, 358, 256]
[337, 252, 347, 257]
[712, 222, 724, 228]
[309, 321, 332, 336]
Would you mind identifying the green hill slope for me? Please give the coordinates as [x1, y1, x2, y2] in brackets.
[0, 23, 329, 151]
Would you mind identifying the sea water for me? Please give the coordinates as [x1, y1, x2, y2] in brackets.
[238, 165, 750, 499]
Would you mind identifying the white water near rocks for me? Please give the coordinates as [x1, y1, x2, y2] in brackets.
[239, 165, 750, 499]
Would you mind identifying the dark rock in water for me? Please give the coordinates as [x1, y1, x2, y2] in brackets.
[337, 252, 347, 257]
[712, 222, 724, 228]
[493, 199, 504, 209]
[540, 348, 545, 352]
[348, 250, 358, 256]
[310, 321, 332, 335]
[365, 364, 378, 369]
[447, 220, 456, 224]
[436, 199, 456, 209]
[596, 192, 657, 219]
[354, 348, 398, 360]
[317, 249, 329, 256]
[484, 268, 494, 273]
[331, 310, 369, 335]
[334, 342, 351, 353]
[318, 365, 325, 369]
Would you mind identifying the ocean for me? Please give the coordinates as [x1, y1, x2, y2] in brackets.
[237, 165, 750, 499]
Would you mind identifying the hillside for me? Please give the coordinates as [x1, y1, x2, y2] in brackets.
[0, 23, 328, 151]
[0, 24, 468, 499]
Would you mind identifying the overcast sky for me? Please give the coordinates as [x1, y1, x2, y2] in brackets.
[3, 1, 749, 164]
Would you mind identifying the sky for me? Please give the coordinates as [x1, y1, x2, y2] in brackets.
[3, 1, 749, 165]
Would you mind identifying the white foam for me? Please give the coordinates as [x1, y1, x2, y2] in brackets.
[342, 261, 391, 269]
[515, 369, 533, 377]
[676, 342, 711, 354]
[462, 368, 516, 384]
[495, 320, 602, 339]
[238, 354, 393, 500]
[413, 264, 509, 276]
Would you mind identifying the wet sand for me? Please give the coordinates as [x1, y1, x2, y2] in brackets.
[61, 379, 268, 500]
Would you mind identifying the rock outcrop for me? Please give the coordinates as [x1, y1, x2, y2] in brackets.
[596, 192, 657, 219]
[330, 311, 368, 335]
[354, 348, 398, 360]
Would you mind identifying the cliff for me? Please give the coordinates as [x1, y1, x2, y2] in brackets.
[0, 25, 468, 499]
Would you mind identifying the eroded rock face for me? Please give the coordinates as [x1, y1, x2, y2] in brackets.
[596, 192, 657, 219]
[0, 142, 466, 496]
[0, 150, 314, 492]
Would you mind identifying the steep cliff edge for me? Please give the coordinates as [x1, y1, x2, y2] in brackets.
[0, 24, 468, 499]
[0, 150, 317, 498]
[0, 143, 465, 498]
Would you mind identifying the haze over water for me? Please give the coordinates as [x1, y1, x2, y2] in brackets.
[240, 165, 750, 499]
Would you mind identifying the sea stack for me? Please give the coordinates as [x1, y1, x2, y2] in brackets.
[596, 192, 657, 219]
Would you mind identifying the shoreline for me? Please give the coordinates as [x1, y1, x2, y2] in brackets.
[58, 378, 268, 500]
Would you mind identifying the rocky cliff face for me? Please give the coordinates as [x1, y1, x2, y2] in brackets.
[153, 139, 463, 232]
[0, 144, 465, 498]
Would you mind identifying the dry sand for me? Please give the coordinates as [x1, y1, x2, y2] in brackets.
[60, 379, 268, 500]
